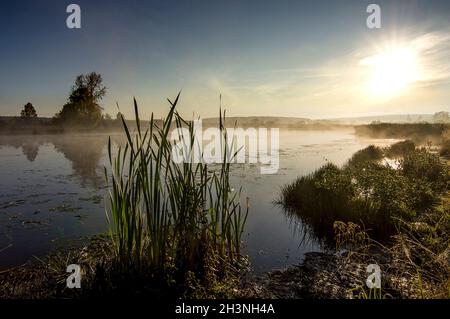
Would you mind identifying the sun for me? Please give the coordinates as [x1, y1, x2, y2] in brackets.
[360, 46, 421, 98]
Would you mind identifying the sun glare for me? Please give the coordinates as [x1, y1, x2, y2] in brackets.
[361, 46, 421, 98]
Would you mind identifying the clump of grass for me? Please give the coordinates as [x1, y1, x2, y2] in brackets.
[278, 145, 449, 247]
[440, 139, 450, 158]
[347, 145, 384, 167]
[385, 140, 415, 158]
[333, 221, 370, 252]
[352, 286, 391, 299]
[104, 93, 248, 295]
[279, 162, 398, 246]
[401, 148, 448, 192]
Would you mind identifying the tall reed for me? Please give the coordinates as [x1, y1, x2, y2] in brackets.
[105, 93, 248, 280]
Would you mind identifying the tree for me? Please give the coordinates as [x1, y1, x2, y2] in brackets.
[20, 102, 37, 118]
[56, 72, 106, 123]
[433, 111, 450, 123]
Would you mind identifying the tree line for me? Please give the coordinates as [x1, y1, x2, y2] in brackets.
[19, 72, 124, 124]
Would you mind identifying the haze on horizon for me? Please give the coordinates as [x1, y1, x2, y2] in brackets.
[0, 0, 449, 120]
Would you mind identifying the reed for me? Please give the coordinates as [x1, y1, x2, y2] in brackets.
[104, 93, 248, 283]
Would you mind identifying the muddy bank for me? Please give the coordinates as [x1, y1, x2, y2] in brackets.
[0, 236, 247, 299]
[242, 247, 448, 299]
[1, 238, 448, 299]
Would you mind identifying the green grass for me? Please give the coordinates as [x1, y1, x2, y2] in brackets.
[104, 93, 248, 294]
[278, 143, 449, 247]
[440, 139, 450, 158]
[385, 140, 415, 158]
[347, 145, 384, 167]
[353, 286, 391, 299]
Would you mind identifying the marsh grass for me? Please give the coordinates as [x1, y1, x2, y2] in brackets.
[385, 140, 415, 158]
[278, 142, 449, 247]
[441, 139, 450, 158]
[103, 93, 248, 295]
[352, 286, 391, 299]
[347, 145, 384, 167]
[279, 163, 396, 246]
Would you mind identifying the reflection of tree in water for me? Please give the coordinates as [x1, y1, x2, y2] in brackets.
[21, 143, 39, 162]
[0, 136, 43, 162]
[51, 136, 107, 187]
[0, 134, 117, 188]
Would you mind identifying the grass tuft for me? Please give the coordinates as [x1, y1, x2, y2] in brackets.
[104, 93, 248, 294]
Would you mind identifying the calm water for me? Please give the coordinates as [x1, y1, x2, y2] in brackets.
[0, 130, 398, 273]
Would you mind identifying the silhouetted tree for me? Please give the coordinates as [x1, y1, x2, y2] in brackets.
[56, 72, 106, 124]
[433, 111, 450, 123]
[20, 102, 37, 118]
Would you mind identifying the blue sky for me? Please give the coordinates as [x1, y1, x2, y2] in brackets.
[0, 0, 449, 119]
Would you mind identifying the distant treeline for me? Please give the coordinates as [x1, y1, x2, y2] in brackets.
[0, 116, 148, 135]
[355, 123, 449, 144]
[201, 117, 347, 129]
[0, 117, 62, 134]
[4, 117, 450, 136]
[0, 72, 129, 134]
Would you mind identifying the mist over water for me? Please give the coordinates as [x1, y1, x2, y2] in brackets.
[0, 130, 398, 273]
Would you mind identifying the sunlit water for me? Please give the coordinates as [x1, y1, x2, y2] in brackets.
[0, 130, 399, 273]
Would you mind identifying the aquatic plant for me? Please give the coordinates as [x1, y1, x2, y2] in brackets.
[352, 286, 391, 299]
[401, 148, 448, 193]
[279, 145, 449, 246]
[346, 145, 384, 167]
[440, 139, 450, 158]
[104, 93, 248, 288]
[385, 140, 415, 158]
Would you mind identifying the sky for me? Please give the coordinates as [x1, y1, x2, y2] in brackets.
[0, 0, 449, 119]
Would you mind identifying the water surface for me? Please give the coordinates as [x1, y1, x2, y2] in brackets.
[0, 130, 398, 273]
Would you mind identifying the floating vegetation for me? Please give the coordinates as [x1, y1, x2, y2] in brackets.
[0, 200, 26, 209]
[49, 204, 82, 213]
[78, 195, 103, 204]
[74, 214, 88, 220]
[21, 220, 47, 226]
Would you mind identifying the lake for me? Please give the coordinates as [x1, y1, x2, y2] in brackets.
[0, 130, 398, 273]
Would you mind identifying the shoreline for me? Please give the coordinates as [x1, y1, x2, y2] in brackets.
[0, 241, 445, 299]
[0, 140, 448, 300]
